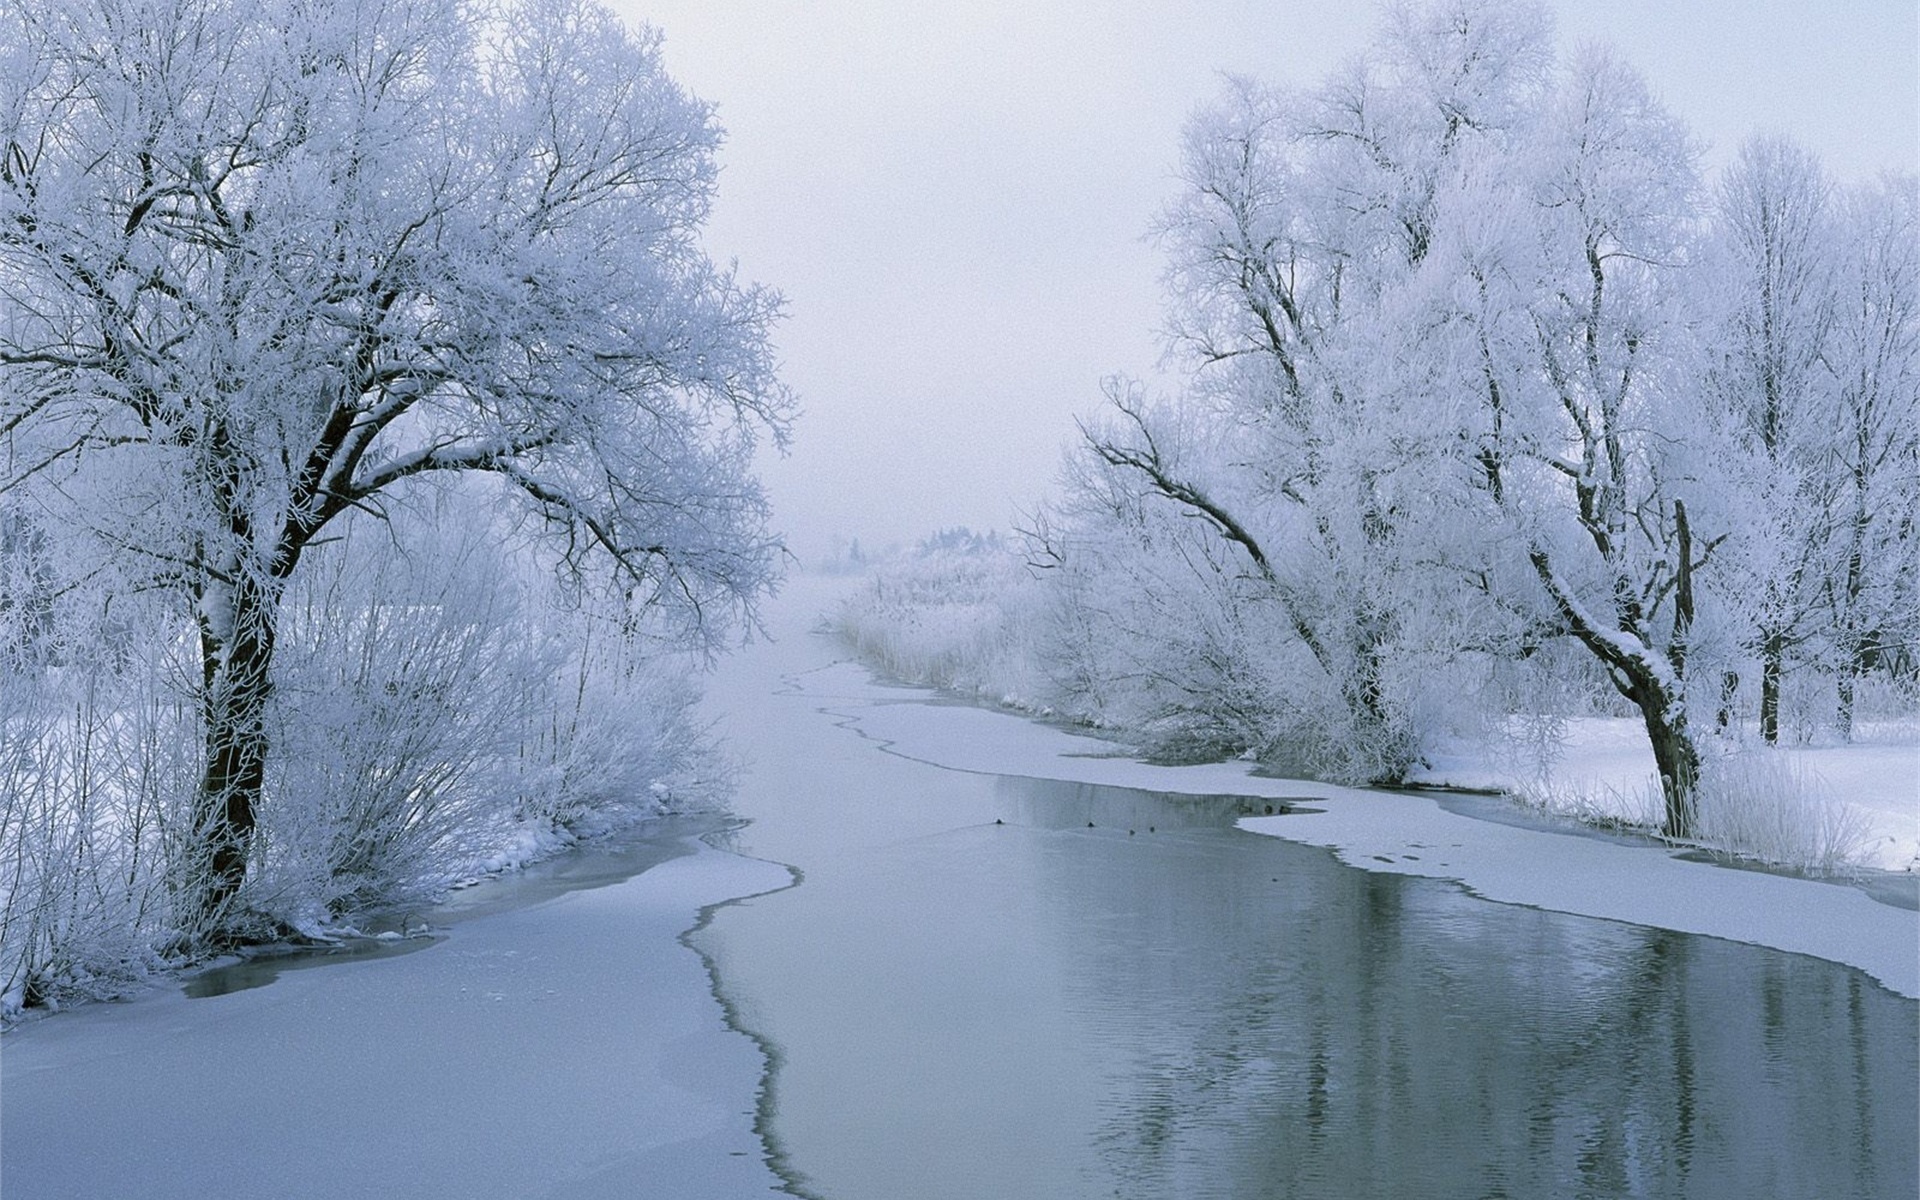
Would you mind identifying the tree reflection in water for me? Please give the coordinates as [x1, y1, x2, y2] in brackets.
[1000, 778, 1917, 1200]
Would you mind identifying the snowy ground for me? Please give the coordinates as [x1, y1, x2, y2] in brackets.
[815, 660, 1919, 1000]
[1415, 716, 1920, 873]
[0, 825, 794, 1200]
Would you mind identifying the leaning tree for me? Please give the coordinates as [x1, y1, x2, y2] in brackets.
[1419, 39, 1723, 838]
[0, 0, 792, 935]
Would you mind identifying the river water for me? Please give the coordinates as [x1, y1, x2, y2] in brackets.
[3, 583, 1915, 1199]
[693, 586, 1919, 1200]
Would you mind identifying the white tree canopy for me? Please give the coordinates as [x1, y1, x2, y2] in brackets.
[2, 0, 790, 630]
[1, 0, 794, 930]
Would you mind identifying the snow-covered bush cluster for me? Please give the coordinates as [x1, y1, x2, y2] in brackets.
[1692, 757, 1877, 876]
[0, 504, 724, 1012]
[0, 615, 189, 1011]
[833, 0, 1917, 868]
[253, 514, 723, 930]
[833, 530, 1049, 705]
[1525, 755, 1876, 876]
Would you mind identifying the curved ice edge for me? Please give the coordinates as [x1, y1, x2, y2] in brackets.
[802, 659, 1920, 1001]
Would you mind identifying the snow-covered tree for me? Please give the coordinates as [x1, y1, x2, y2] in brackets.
[0, 0, 791, 937]
[1072, 3, 1559, 782]
[816, 0, 1906, 853]
[1698, 147, 1919, 743]
[1701, 136, 1838, 742]
[1066, 1, 1742, 833]
[1820, 174, 1920, 735]
[1447, 45, 1721, 836]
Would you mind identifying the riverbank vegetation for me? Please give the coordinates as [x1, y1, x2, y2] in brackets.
[832, 0, 1917, 872]
[0, 0, 789, 1011]
[833, 528, 1911, 875]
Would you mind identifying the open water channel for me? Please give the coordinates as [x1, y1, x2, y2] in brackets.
[703, 769, 1918, 1199]
[693, 622, 1919, 1200]
[3, 586, 1915, 1198]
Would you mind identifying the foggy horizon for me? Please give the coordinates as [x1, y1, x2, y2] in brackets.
[624, 0, 1920, 563]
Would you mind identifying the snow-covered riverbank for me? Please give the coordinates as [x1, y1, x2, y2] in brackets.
[1414, 715, 1920, 873]
[812, 661, 1919, 1000]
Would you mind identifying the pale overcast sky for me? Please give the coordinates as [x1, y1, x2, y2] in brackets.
[614, 0, 1919, 563]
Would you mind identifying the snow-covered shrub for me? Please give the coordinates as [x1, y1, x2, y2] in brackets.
[503, 618, 722, 836]
[0, 622, 194, 1013]
[1693, 754, 1875, 875]
[1520, 752, 1873, 875]
[1043, 529, 1304, 764]
[253, 514, 722, 927]
[258, 537, 547, 920]
[1522, 775, 1666, 832]
[831, 529, 1049, 706]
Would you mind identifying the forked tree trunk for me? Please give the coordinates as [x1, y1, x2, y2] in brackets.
[1529, 547, 1702, 840]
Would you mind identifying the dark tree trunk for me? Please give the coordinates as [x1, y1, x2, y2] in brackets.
[1758, 631, 1784, 745]
[1715, 670, 1739, 733]
[1641, 702, 1701, 840]
[1346, 603, 1413, 783]
[1835, 630, 1883, 743]
[190, 569, 280, 935]
[1529, 545, 1702, 840]
[1835, 667, 1857, 742]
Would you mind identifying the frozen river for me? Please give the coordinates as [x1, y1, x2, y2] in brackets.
[4, 579, 1916, 1198]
